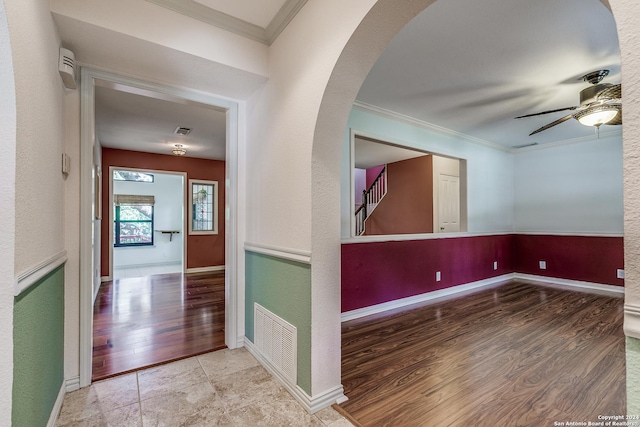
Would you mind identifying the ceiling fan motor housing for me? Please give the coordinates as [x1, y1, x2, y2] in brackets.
[580, 83, 613, 105]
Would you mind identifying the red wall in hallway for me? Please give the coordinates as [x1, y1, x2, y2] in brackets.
[101, 148, 225, 276]
[341, 234, 624, 313]
[365, 165, 385, 189]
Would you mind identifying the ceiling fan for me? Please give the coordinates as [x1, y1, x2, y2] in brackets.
[515, 70, 622, 136]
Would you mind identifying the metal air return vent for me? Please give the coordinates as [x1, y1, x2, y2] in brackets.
[174, 126, 192, 136]
[254, 303, 297, 384]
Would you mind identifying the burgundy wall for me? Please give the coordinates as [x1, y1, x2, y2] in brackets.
[365, 156, 433, 235]
[512, 234, 624, 286]
[101, 148, 225, 275]
[341, 234, 624, 312]
[342, 235, 513, 312]
[365, 165, 385, 189]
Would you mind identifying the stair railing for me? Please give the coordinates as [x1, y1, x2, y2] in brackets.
[355, 166, 387, 236]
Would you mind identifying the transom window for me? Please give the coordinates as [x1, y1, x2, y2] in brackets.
[113, 170, 154, 183]
[114, 194, 155, 247]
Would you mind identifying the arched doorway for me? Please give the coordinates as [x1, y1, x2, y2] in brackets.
[309, 0, 630, 416]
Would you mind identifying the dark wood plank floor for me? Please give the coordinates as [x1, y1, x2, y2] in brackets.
[339, 282, 626, 427]
[92, 271, 226, 381]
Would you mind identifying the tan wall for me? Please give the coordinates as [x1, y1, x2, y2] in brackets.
[365, 155, 433, 235]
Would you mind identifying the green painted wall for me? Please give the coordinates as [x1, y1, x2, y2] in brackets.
[12, 265, 65, 427]
[245, 251, 312, 395]
[628, 337, 640, 415]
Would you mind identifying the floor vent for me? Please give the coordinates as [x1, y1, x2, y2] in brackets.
[254, 303, 297, 384]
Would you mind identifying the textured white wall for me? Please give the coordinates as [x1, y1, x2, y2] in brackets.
[514, 134, 623, 234]
[112, 173, 184, 267]
[0, 0, 15, 423]
[341, 108, 514, 238]
[615, 0, 640, 412]
[6, 0, 65, 274]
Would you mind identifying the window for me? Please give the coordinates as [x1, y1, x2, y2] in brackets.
[114, 195, 155, 247]
[113, 170, 154, 183]
[189, 179, 218, 235]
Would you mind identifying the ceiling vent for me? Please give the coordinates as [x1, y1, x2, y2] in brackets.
[174, 126, 192, 136]
[58, 47, 77, 90]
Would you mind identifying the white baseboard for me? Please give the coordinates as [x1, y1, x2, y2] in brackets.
[625, 304, 640, 340]
[514, 273, 624, 296]
[65, 376, 80, 392]
[341, 274, 515, 322]
[47, 381, 66, 427]
[244, 338, 347, 414]
[100, 276, 112, 282]
[185, 265, 225, 273]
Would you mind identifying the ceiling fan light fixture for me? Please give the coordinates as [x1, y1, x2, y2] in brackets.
[575, 105, 619, 127]
[172, 144, 187, 156]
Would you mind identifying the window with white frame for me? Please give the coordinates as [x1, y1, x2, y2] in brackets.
[189, 179, 218, 235]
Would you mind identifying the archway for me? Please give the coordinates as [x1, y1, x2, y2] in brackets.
[309, 0, 626, 411]
[0, 0, 16, 418]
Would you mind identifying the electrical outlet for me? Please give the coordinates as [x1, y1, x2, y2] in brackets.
[436, 271, 441, 282]
[493, 261, 498, 270]
[617, 269, 625, 279]
[539, 261, 547, 270]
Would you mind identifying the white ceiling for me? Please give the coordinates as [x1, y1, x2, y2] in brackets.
[95, 84, 227, 160]
[193, 0, 287, 28]
[72, 0, 621, 161]
[355, 137, 427, 169]
[356, 0, 621, 148]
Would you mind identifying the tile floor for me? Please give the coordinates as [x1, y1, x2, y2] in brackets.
[112, 262, 182, 280]
[56, 347, 353, 426]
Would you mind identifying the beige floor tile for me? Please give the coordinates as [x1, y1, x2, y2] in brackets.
[197, 347, 260, 380]
[213, 365, 291, 412]
[315, 406, 350, 426]
[137, 357, 209, 401]
[56, 402, 141, 427]
[141, 382, 231, 426]
[227, 398, 324, 427]
[56, 376, 136, 426]
[325, 418, 355, 427]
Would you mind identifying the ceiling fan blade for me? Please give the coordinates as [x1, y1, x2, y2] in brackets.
[597, 83, 622, 101]
[529, 113, 575, 136]
[514, 106, 578, 119]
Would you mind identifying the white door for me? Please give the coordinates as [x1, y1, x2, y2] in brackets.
[438, 174, 460, 232]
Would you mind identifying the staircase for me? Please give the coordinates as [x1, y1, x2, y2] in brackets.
[355, 166, 387, 236]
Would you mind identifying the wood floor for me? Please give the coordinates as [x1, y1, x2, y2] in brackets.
[92, 271, 226, 381]
[339, 282, 626, 427]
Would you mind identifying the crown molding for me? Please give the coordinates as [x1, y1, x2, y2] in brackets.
[352, 100, 510, 152]
[145, 0, 307, 45]
[352, 101, 623, 154]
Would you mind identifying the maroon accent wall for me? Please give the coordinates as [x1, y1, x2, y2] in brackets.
[341, 235, 513, 312]
[512, 234, 624, 286]
[365, 156, 434, 235]
[365, 165, 385, 189]
[341, 234, 624, 313]
[101, 148, 225, 275]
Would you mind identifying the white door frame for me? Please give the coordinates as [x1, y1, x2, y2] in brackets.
[79, 68, 241, 387]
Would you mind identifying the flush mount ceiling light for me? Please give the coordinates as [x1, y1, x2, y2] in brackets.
[574, 104, 620, 127]
[172, 144, 187, 156]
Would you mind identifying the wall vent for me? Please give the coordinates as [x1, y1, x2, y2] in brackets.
[174, 126, 192, 136]
[58, 47, 77, 90]
[254, 303, 297, 384]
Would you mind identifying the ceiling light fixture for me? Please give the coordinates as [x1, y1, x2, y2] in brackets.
[172, 144, 187, 156]
[575, 104, 619, 127]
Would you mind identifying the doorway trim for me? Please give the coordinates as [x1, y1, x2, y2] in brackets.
[79, 68, 240, 387]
